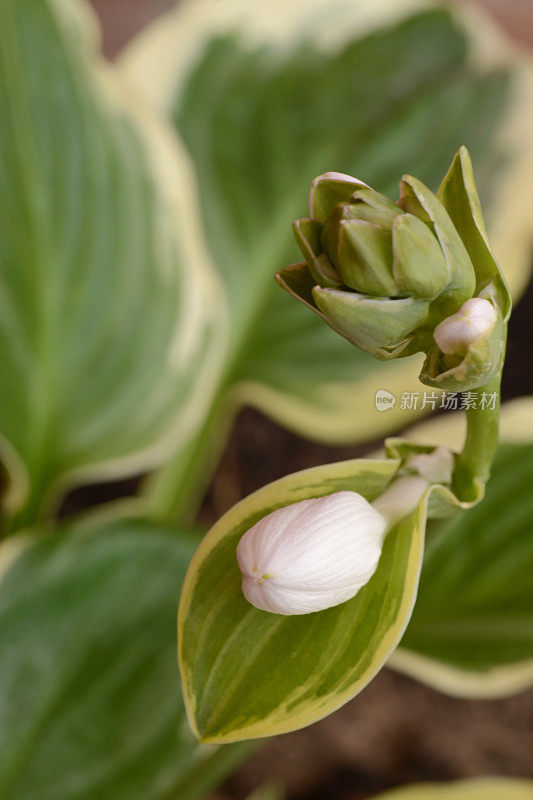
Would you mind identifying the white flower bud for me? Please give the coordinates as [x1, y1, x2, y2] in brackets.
[433, 297, 497, 356]
[407, 446, 454, 485]
[236, 491, 386, 615]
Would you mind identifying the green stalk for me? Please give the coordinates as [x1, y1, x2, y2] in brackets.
[452, 368, 503, 502]
[142, 389, 236, 526]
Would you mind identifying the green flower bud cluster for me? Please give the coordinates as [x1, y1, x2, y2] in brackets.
[276, 148, 510, 391]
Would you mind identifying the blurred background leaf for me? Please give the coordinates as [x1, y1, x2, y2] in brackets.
[120, 0, 533, 521]
[0, 515, 250, 800]
[390, 398, 533, 697]
[0, 0, 222, 530]
[375, 777, 533, 800]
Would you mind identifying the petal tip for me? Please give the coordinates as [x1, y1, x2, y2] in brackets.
[309, 172, 369, 217]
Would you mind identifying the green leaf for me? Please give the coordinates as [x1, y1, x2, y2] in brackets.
[375, 778, 533, 800]
[438, 146, 512, 319]
[389, 399, 533, 697]
[122, 0, 533, 448]
[396, 442, 533, 695]
[0, 0, 221, 524]
[0, 515, 249, 800]
[178, 456, 430, 742]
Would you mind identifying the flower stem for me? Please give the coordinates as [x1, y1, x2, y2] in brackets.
[142, 389, 235, 525]
[372, 474, 429, 533]
[452, 369, 502, 502]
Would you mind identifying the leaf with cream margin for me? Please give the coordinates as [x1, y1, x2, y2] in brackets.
[0, 515, 250, 800]
[178, 453, 476, 743]
[120, 0, 533, 466]
[375, 777, 533, 800]
[389, 398, 533, 698]
[0, 0, 222, 528]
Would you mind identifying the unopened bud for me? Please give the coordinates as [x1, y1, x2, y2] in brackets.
[236, 491, 386, 615]
[407, 446, 454, 485]
[433, 297, 497, 356]
[309, 172, 369, 222]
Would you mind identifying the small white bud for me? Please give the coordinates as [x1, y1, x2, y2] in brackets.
[236, 491, 386, 615]
[407, 446, 454, 485]
[433, 297, 497, 356]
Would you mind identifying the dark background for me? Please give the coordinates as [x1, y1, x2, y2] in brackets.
[85, 2, 533, 798]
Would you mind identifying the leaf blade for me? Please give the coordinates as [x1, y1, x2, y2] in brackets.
[178, 457, 429, 742]
[0, 0, 222, 520]
[375, 778, 533, 800]
[0, 515, 248, 800]
[390, 401, 533, 697]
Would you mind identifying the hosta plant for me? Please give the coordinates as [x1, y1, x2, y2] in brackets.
[1, 0, 532, 797]
[177, 147, 516, 742]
